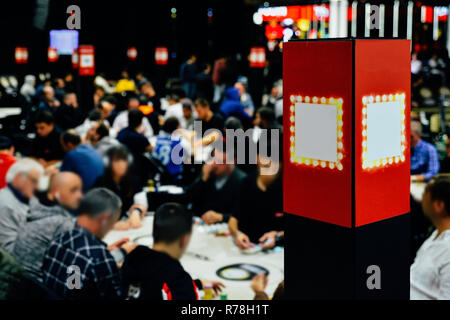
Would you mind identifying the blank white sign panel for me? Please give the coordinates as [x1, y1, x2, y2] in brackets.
[366, 101, 402, 161]
[295, 103, 338, 162]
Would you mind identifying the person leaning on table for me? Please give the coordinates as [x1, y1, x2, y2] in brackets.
[42, 188, 135, 300]
[228, 136, 284, 250]
[411, 174, 450, 299]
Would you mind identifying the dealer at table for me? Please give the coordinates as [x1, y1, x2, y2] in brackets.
[229, 139, 284, 250]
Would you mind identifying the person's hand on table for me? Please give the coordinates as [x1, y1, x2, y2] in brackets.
[411, 174, 426, 182]
[259, 231, 278, 249]
[114, 220, 131, 230]
[235, 232, 251, 249]
[129, 204, 147, 217]
[251, 273, 268, 293]
[121, 242, 137, 254]
[128, 204, 147, 229]
[107, 237, 137, 254]
[201, 210, 223, 224]
[129, 214, 143, 229]
[108, 237, 130, 250]
[201, 280, 226, 297]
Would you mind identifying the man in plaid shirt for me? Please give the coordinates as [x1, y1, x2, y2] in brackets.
[42, 188, 135, 299]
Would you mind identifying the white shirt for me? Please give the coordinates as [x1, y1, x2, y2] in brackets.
[112, 110, 154, 139]
[411, 229, 450, 300]
[163, 103, 187, 129]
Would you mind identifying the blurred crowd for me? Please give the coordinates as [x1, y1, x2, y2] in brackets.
[0, 55, 285, 300]
[0, 49, 449, 300]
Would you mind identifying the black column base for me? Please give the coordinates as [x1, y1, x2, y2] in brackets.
[285, 213, 410, 300]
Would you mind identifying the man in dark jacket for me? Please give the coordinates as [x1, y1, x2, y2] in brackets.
[188, 148, 246, 224]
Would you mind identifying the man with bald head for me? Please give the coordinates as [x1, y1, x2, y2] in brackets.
[11, 172, 83, 282]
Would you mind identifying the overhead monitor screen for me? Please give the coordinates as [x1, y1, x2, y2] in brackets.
[49, 30, 79, 55]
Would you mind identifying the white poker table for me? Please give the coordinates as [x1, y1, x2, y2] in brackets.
[103, 215, 284, 300]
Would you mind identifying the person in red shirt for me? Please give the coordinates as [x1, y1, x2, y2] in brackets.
[0, 136, 16, 189]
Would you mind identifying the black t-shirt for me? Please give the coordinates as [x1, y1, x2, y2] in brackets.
[188, 167, 247, 222]
[31, 128, 64, 161]
[121, 246, 202, 300]
[200, 113, 224, 136]
[117, 127, 150, 155]
[233, 173, 284, 243]
[54, 104, 84, 130]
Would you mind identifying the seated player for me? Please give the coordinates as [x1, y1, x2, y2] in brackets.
[94, 145, 147, 230]
[121, 203, 225, 300]
[188, 147, 246, 224]
[194, 98, 224, 146]
[60, 130, 104, 191]
[31, 111, 65, 167]
[42, 188, 135, 299]
[0, 158, 44, 253]
[88, 122, 120, 157]
[113, 96, 154, 139]
[117, 109, 153, 155]
[228, 139, 283, 250]
[411, 174, 450, 299]
[411, 121, 440, 182]
[152, 117, 192, 180]
[12, 172, 82, 282]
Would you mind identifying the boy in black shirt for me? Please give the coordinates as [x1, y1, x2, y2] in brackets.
[121, 203, 224, 300]
[32, 111, 65, 166]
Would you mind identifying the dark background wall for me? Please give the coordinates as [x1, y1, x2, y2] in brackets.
[0, 0, 266, 78]
[1, 0, 447, 78]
